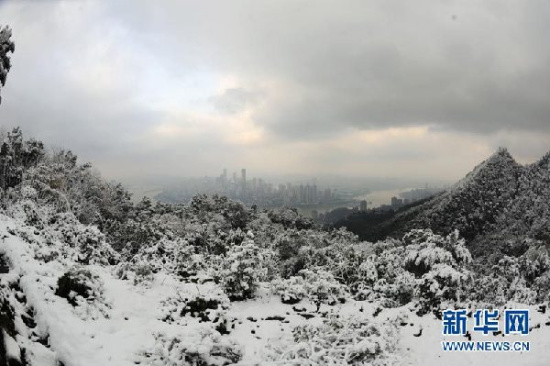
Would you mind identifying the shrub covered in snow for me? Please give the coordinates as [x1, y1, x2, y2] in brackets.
[416, 264, 472, 313]
[374, 271, 416, 307]
[267, 207, 314, 230]
[147, 325, 242, 366]
[265, 314, 400, 365]
[328, 229, 475, 310]
[0, 284, 24, 366]
[170, 241, 208, 281]
[403, 229, 471, 276]
[214, 240, 268, 301]
[271, 276, 308, 304]
[471, 244, 550, 305]
[159, 287, 234, 335]
[328, 246, 377, 294]
[401, 230, 473, 312]
[114, 261, 155, 286]
[299, 268, 349, 312]
[7, 202, 119, 266]
[55, 266, 110, 319]
[533, 271, 550, 303]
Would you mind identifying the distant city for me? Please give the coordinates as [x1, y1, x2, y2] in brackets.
[153, 168, 447, 221]
[316, 186, 445, 223]
[155, 168, 343, 208]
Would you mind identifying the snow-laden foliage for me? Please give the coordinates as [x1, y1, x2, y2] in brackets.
[6, 197, 118, 266]
[299, 268, 349, 311]
[399, 230, 473, 312]
[268, 207, 314, 230]
[213, 240, 269, 301]
[472, 244, 550, 306]
[373, 271, 416, 308]
[271, 275, 308, 304]
[55, 266, 110, 320]
[146, 326, 242, 366]
[265, 314, 400, 365]
[402, 229, 471, 273]
[399, 148, 522, 244]
[159, 287, 234, 335]
[305, 229, 474, 311]
[0, 271, 24, 363]
[271, 267, 350, 310]
[5, 126, 550, 365]
[114, 261, 155, 286]
[0, 25, 14, 104]
[344, 148, 550, 262]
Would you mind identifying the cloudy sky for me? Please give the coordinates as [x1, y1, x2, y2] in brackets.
[0, 0, 549, 183]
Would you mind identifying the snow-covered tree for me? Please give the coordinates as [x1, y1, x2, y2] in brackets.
[215, 240, 268, 301]
[299, 267, 349, 312]
[0, 25, 14, 104]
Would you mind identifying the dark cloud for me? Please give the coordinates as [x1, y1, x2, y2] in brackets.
[0, 0, 549, 180]
[104, 0, 550, 139]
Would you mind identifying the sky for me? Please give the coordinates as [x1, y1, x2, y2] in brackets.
[0, 0, 549, 183]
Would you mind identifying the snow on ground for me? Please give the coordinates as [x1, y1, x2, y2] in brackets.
[2, 213, 550, 365]
[0, 214, 196, 366]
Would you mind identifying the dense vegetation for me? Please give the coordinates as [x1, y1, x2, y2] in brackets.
[337, 148, 550, 260]
[332, 197, 432, 242]
[2, 126, 550, 364]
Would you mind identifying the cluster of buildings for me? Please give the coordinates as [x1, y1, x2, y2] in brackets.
[316, 187, 445, 224]
[391, 196, 405, 208]
[383, 187, 445, 211]
[215, 168, 336, 206]
[157, 169, 446, 222]
[389, 187, 445, 209]
[164, 168, 337, 208]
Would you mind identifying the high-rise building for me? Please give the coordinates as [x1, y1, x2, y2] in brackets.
[323, 188, 332, 202]
[241, 168, 247, 195]
[221, 168, 227, 185]
[391, 196, 403, 208]
[360, 200, 367, 211]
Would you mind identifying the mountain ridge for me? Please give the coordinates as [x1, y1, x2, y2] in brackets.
[337, 148, 550, 257]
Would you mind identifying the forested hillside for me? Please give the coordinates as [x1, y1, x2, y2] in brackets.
[1, 127, 550, 365]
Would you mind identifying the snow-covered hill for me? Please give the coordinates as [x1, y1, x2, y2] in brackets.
[348, 148, 550, 258]
[1, 130, 550, 365]
[3, 213, 550, 366]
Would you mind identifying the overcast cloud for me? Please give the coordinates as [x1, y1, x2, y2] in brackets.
[0, 0, 549, 182]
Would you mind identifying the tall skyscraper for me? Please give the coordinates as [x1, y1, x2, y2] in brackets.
[221, 168, 227, 185]
[241, 168, 247, 194]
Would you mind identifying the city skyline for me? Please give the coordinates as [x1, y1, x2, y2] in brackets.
[156, 166, 338, 208]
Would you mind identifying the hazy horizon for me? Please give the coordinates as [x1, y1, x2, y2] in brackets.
[1, 0, 549, 183]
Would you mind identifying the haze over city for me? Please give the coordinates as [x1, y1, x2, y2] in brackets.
[1, 0, 550, 184]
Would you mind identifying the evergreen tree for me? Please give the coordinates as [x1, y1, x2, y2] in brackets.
[0, 25, 15, 104]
